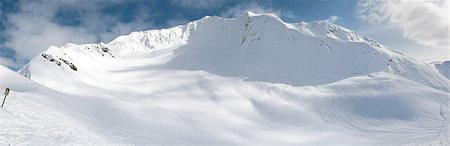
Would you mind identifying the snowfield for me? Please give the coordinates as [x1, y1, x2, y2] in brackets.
[1, 12, 449, 145]
[0, 65, 108, 145]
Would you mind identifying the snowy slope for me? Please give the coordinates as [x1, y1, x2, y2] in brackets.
[0, 65, 37, 92]
[0, 65, 108, 145]
[7, 12, 450, 145]
[12, 64, 450, 145]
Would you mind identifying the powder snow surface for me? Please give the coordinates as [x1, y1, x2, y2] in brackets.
[1, 12, 449, 145]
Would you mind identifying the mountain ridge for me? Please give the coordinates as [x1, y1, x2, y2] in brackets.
[19, 11, 449, 90]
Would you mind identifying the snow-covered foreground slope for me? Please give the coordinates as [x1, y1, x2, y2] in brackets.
[0, 65, 108, 144]
[6, 63, 450, 145]
[3, 12, 449, 145]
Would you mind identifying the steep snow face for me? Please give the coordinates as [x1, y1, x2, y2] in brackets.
[167, 12, 449, 89]
[168, 13, 392, 86]
[20, 12, 449, 90]
[107, 26, 189, 55]
[302, 20, 382, 47]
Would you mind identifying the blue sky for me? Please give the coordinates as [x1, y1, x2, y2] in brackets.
[0, 0, 448, 70]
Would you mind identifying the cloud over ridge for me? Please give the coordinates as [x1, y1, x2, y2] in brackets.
[357, 0, 449, 49]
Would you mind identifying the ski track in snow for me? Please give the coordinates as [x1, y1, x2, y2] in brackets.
[2, 59, 450, 145]
[0, 92, 108, 145]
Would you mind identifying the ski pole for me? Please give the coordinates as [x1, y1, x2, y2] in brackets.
[1, 95, 6, 108]
[2, 88, 9, 108]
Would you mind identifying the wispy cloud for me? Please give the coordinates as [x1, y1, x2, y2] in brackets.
[324, 15, 340, 23]
[357, 0, 449, 49]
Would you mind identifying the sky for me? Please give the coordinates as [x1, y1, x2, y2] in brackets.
[0, 0, 448, 70]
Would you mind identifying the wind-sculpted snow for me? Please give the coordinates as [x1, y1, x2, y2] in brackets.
[6, 12, 450, 145]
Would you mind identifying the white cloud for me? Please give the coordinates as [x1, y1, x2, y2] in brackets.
[0, 57, 17, 69]
[2, 0, 154, 67]
[5, 8, 97, 59]
[359, 24, 449, 61]
[170, 0, 226, 9]
[357, 0, 449, 49]
[324, 15, 340, 23]
[220, 1, 295, 19]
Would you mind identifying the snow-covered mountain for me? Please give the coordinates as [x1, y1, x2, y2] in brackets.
[429, 60, 450, 80]
[1, 12, 448, 145]
[20, 12, 449, 90]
